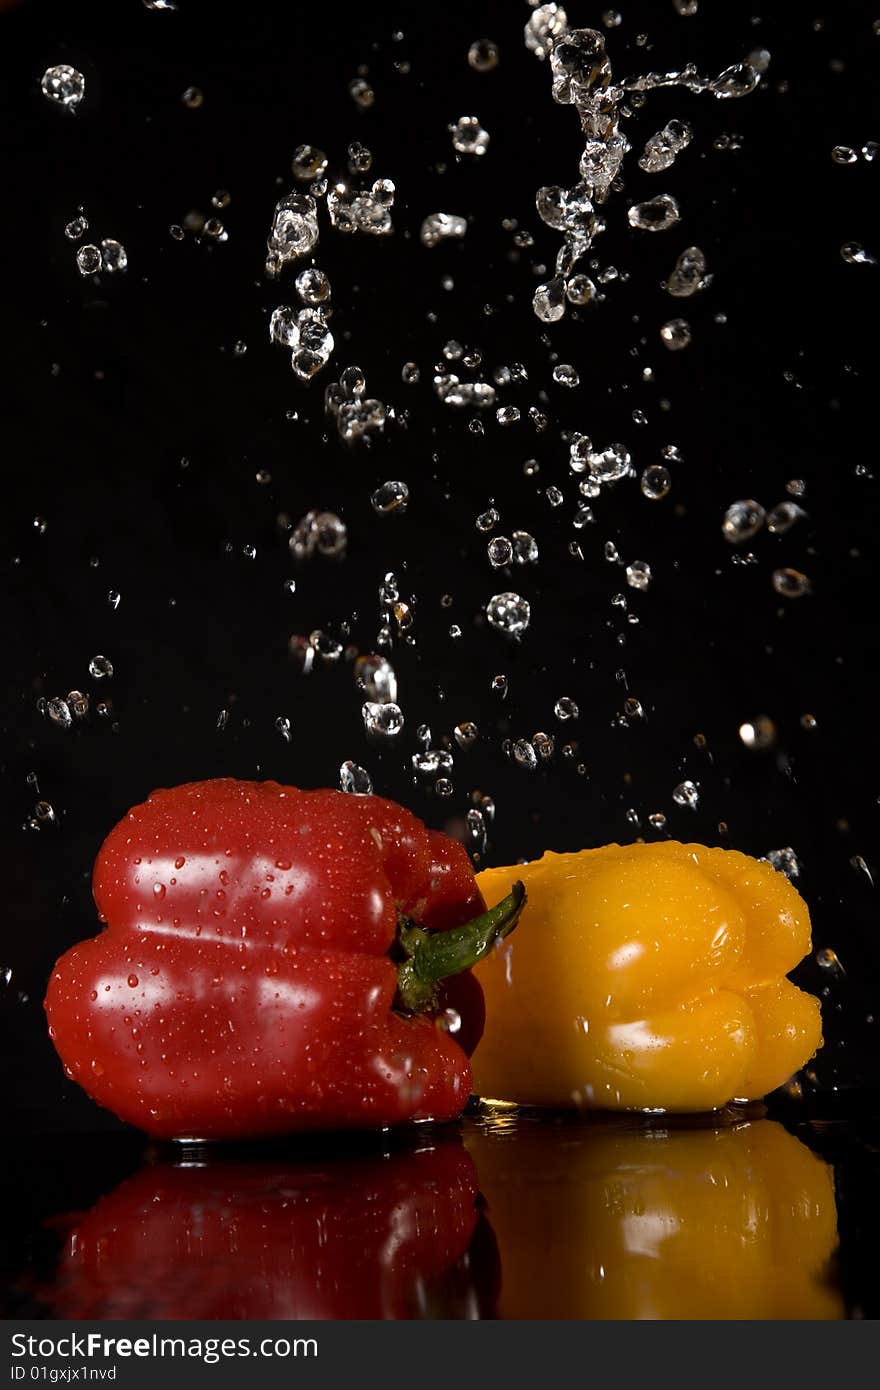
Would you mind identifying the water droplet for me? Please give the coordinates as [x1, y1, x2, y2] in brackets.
[295, 267, 331, 304]
[76, 245, 101, 276]
[309, 630, 344, 661]
[666, 245, 709, 298]
[831, 145, 858, 164]
[488, 536, 513, 568]
[710, 62, 760, 99]
[64, 215, 88, 241]
[420, 212, 467, 248]
[641, 464, 671, 500]
[46, 697, 72, 729]
[347, 140, 373, 175]
[638, 119, 693, 173]
[348, 77, 375, 110]
[533, 731, 555, 761]
[672, 779, 699, 808]
[511, 530, 539, 564]
[660, 317, 692, 350]
[450, 115, 490, 156]
[766, 501, 806, 534]
[412, 749, 454, 776]
[627, 194, 681, 232]
[722, 499, 765, 543]
[850, 855, 874, 885]
[476, 508, 499, 533]
[454, 721, 479, 749]
[765, 847, 801, 878]
[841, 242, 877, 266]
[291, 145, 328, 182]
[41, 65, 85, 109]
[100, 240, 127, 275]
[554, 696, 579, 721]
[326, 369, 388, 442]
[589, 443, 633, 485]
[524, 4, 569, 62]
[816, 947, 845, 972]
[339, 761, 373, 794]
[269, 306, 298, 348]
[549, 26, 612, 106]
[552, 363, 580, 387]
[772, 567, 811, 598]
[67, 689, 89, 719]
[487, 592, 530, 636]
[127, 974, 139, 988]
[625, 559, 652, 591]
[362, 702, 405, 736]
[512, 739, 538, 771]
[533, 276, 566, 322]
[292, 308, 335, 377]
[738, 715, 777, 750]
[565, 274, 597, 305]
[88, 654, 114, 680]
[289, 509, 347, 559]
[371, 480, 410, 515]
[181, 85, 204, 109]
[355, 655, 397, 704]
[265, 192, 319, 274]
[468, 39, 500, 72]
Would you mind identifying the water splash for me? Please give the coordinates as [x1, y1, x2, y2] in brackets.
[523, 15, 764, 319]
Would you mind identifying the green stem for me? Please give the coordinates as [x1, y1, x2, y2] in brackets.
[395, 882, 526, 1014]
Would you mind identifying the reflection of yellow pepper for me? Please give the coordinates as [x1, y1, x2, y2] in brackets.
[474, 843, 822, 1111]
[465, 1118, 842, 1319]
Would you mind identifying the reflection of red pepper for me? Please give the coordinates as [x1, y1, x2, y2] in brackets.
[45, 1140, 496, 1320]
[44, 780, 524, 1140]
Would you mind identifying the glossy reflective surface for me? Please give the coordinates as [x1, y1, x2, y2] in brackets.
[466, 1110, 842, 1319]
[4, 1102, 877, 1320]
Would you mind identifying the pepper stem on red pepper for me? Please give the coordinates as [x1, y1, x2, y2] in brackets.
[395, 881, 526, 1014]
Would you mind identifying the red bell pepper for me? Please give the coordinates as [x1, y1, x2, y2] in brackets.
[44, 779, 524, 1140]
[42, 1140, 497, 1319]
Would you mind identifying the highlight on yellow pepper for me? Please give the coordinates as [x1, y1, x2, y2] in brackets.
[473, 842, 822, 1111]
[464, 1117, 842, 1320]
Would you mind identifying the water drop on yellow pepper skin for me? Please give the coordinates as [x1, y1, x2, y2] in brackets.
[473, 842, 822, 1111]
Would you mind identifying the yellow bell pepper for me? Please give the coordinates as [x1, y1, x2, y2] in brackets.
[464, 1118, 842, 1319]
[474, 842, 822, 1111]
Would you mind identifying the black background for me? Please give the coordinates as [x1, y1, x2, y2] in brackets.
[1, 0, 878, 1142]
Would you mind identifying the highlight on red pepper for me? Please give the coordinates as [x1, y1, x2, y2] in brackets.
[40, 1138, 498, 1320]
[44, 779, 525, 1140]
